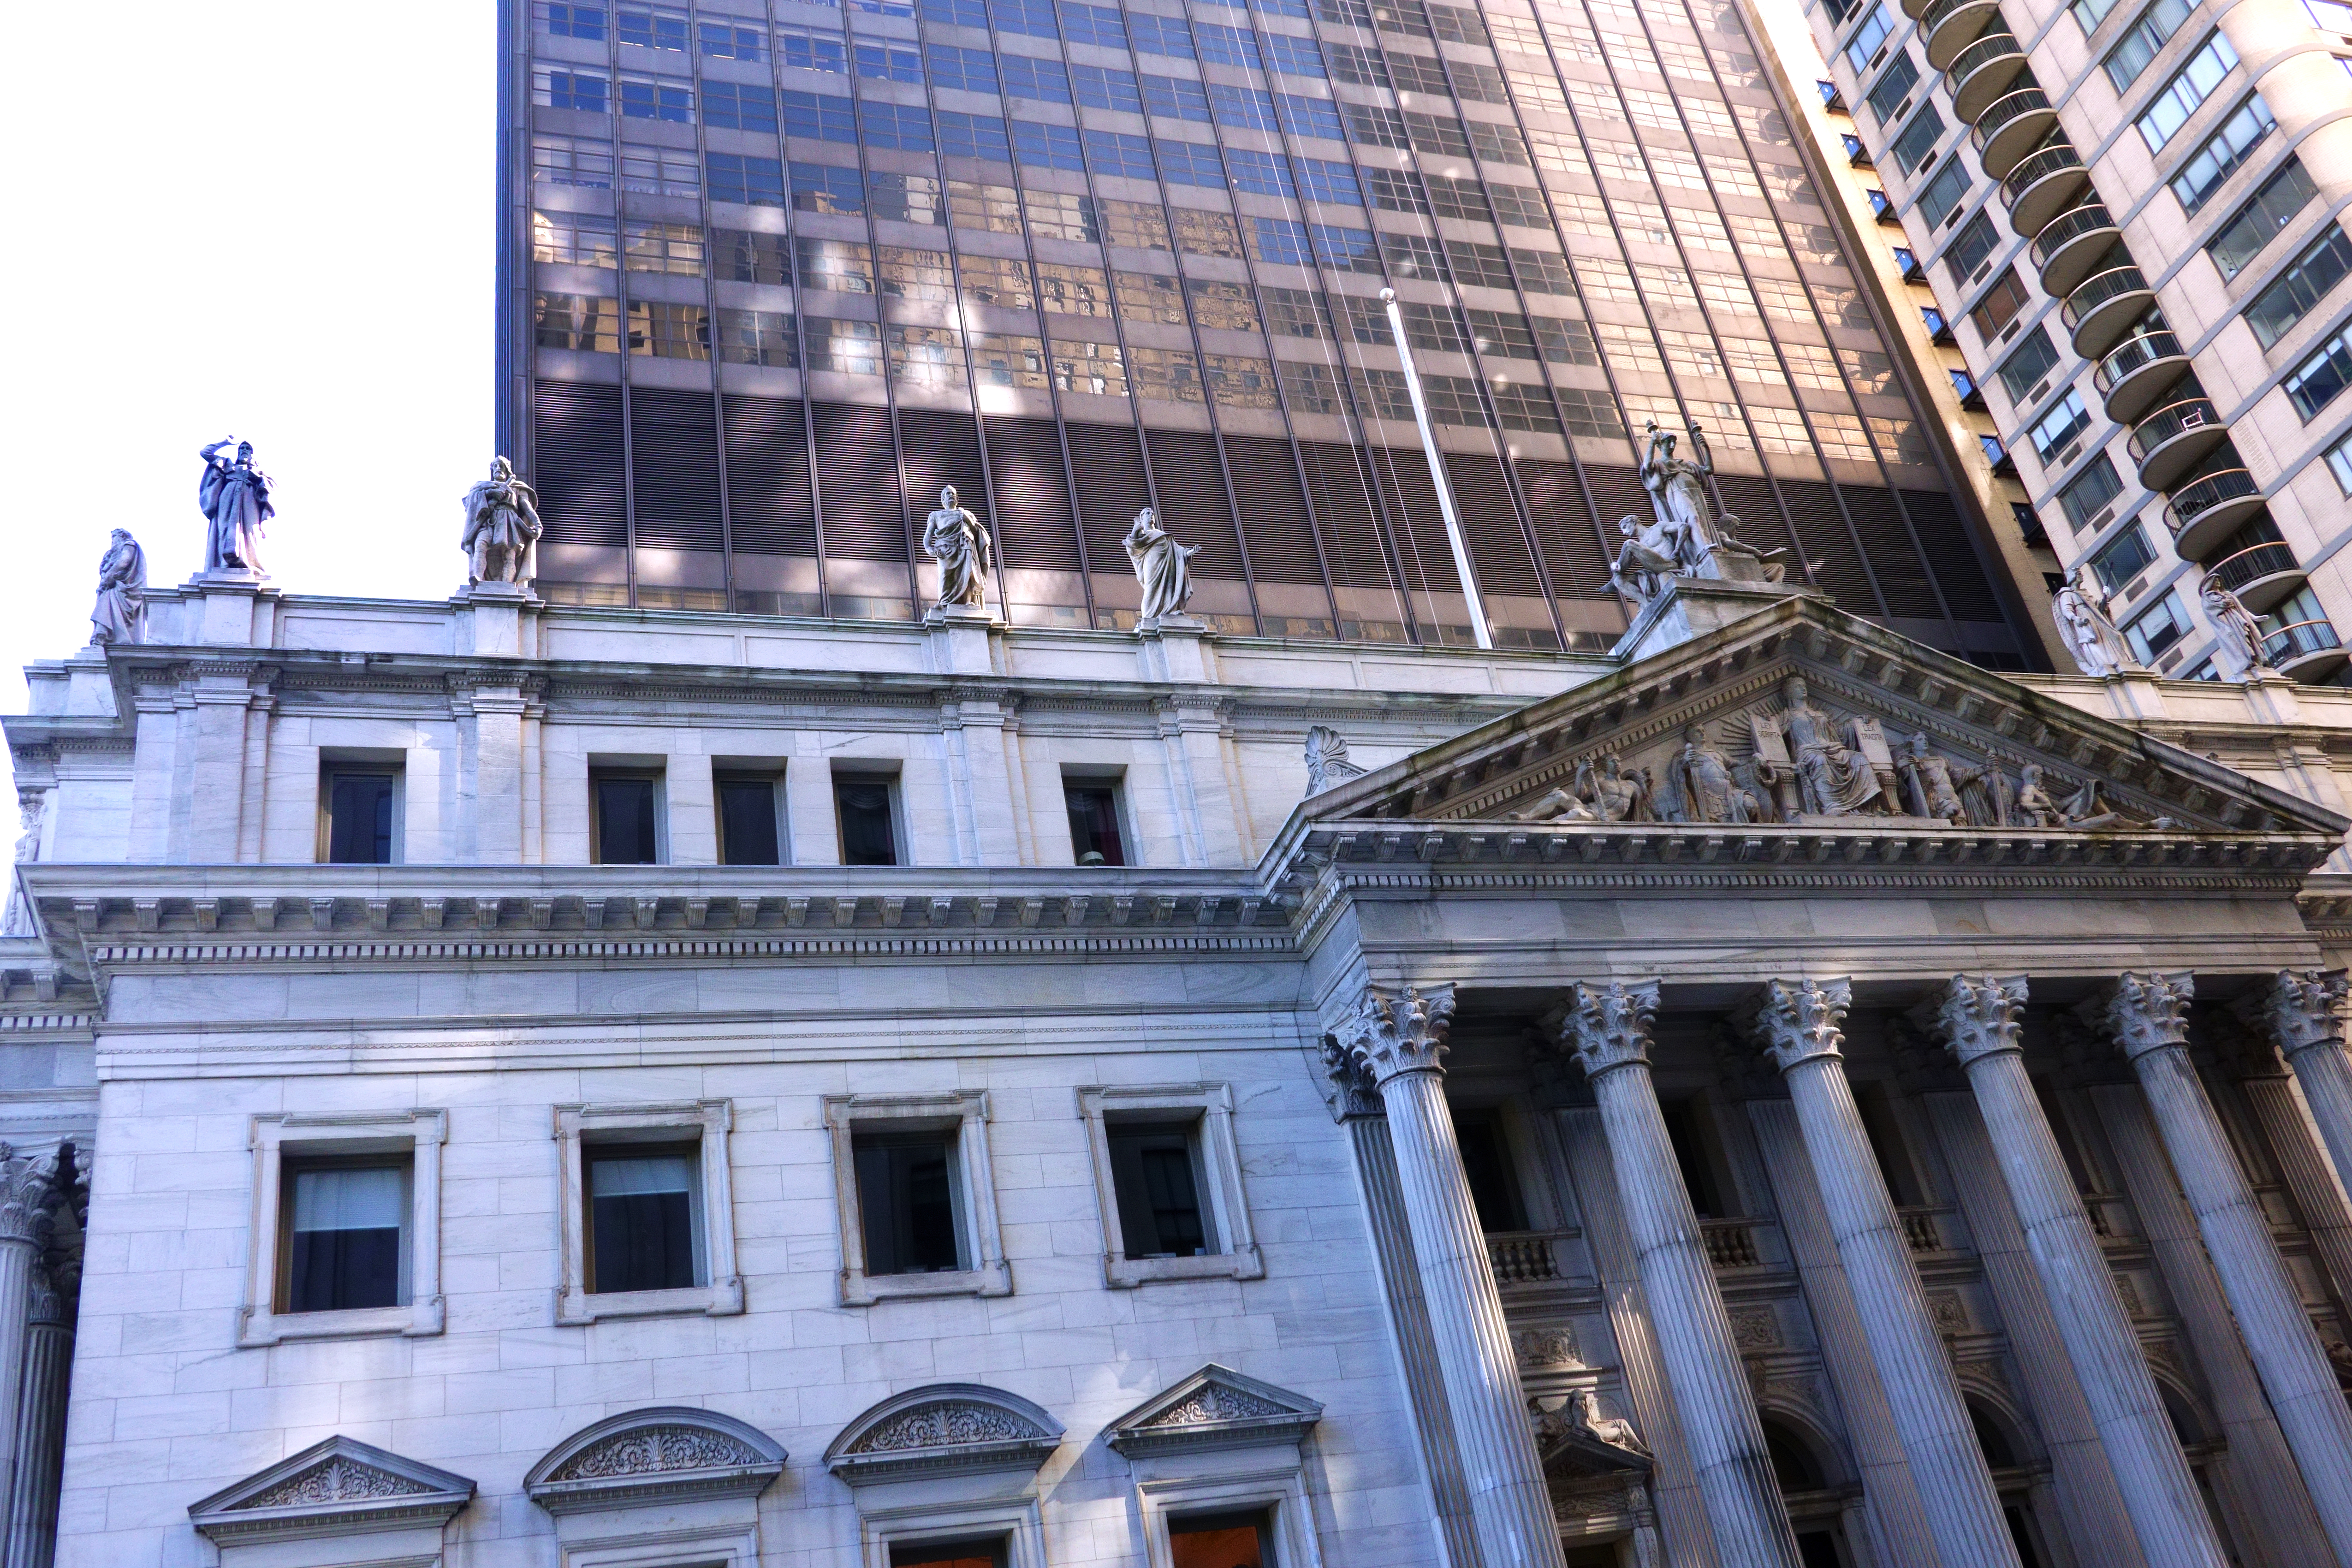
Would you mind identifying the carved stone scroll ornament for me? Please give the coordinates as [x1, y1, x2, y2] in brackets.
[1555, 980, 1660, 1083]
[1933, 976, 2031, 1069]
[542, 1424, 769, 1481]
[188, 1436, 477, 1548]
[1338, 983, 1458, 1084]
[0, 1150, 61, 1249]
[1303, 725, 1367, 796]
[853, 1404, 1042, 1453]
[1318, 1034, 1384, 1121]
[527, 1408, 787, 1513]
[1106, 1365, 1324, 1457]
[824, 1384, 1062, 1483]
[247, 1458, 434, 1508]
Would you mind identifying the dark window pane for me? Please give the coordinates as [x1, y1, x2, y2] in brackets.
[596, 775, 660, 863]
[1451, 1108, 1526, 1230]
[285, 1165, 404, 1312]
[1171, 1512, 1271, 1568]
[1108, 1124, 1210, 1256]
[838, 778, 898, 865]
[891, 1541, 1009, 1568]
[1065, 784, 1125, 865]
[588, 1147, 699, 1292]
[326, 773, 395, 864]
[855, 1134, 962, 1273]
[719, 779, 782, 865]
[1661, 1098, 1726, 1217]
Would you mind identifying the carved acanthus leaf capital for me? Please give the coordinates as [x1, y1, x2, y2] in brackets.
[1934, 974, 2029, 1069]
[2098, 971, 2196, 1064]
[1554, 980, 1661, 1081]
[1339, 985, 1457, 1084]
[2264, 969, 2348, 1060]
[1753, 978, 1853, 1073]
[0, 1149, 62, 1248]
[1318, 1035, 1384, 1121]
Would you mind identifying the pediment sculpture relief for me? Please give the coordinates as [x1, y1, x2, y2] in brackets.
[824, 1384, 1063, 1482]
[1106, 1364, 1324, 1457]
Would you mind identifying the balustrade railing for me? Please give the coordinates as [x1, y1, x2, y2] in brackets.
[2002, 144, 2084, 208]
[2205, 541, 2300, 597]
[1702, 1219, 1762, 1268]
[2031, 203, 2117, 269]
[2264, 619, 2343, 664]
[1485, 1230, 1565, 1284]
[1971, 86, 2051, 153]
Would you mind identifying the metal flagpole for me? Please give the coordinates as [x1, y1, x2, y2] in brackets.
[1380, 287, 1493, 650]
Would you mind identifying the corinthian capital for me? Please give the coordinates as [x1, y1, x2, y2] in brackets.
[1318, 1033, 1385, 1121]
[1934, 975, 2029, 1069]
[2263, 970, 2348, 1059]
[0, 1148, 60, 1248]
[1554, 980, 1660, 1082]
[1339, 984, 1457, 1084]
[2099, 971, 2196, 1063]
[1753, 978, 1853, 1073]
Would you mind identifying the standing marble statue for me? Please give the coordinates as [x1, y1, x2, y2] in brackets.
[462, 457, 544, 588]
[2, 794, 42, 938]
[88, 531, 146, 647]
[1640, 420, 1717, 558]
[2052, 567, 2136, 677]
[196, 438, 272, 574]
[2202, 574, 2273, 677]
[1123, 507, 1197, 622]
[923, 485, 992, 609]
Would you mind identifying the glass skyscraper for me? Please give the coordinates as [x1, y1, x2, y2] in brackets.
[498, 0, 2036, 660]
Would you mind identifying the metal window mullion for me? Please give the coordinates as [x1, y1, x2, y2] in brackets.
[762, 6, 837, 616]
[608, 21, 644, 606]
[687, 0, 737, 612]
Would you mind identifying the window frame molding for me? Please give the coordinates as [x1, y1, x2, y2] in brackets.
[1077, 1083, 1264, 1288]
[239, 1109, 445, 1348]
[825, 1090, 1012, 1306]
[554, 1099, 743, 1325]
[1129, 1460, 1326, 1568]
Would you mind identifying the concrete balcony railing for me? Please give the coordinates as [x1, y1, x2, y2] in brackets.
[2163, 468, 2264, 559]
[1972, 86, 2057, 178]
[2263, 618, 2348, 681]
[2001, 143, 2089, 236]
[2127, 398, 2228, 490]
[1921, 0, 2004, 69]
[1485, 1230, 1568, 1285]
[2064, 265, 2156, 359]
[1947, 31, 2027, 122]
[2032, 202, 2121, 297]
[2205, 541, 2307, 614]
[2095, 329, 2189, 423]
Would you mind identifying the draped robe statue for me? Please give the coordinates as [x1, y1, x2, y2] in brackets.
[2, 793, 42, 938]
[2201, 575, 2273, 677]
[2051, 568, 2136, 676]
[1639, 421, 1718, 567]
[1123, 507, 1197, 622]
[463, 457, 544, 587]
[89, 530, 147, 646]
[197, 439, 272, 573]
[1663, 723, 1755, 825]
[923, 485, 992, 609]
[1764, 676, 1883, 815]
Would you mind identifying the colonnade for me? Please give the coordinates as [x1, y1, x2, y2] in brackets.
[1328, 969, 2352, 1568]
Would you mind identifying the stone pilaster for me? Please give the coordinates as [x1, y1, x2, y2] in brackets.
[1337, 985, 1564, 1568]
[2098, 972, 2352, 1564]
[6, 1255, 71, 1568]
[2261, 970, 2352, 1201]
[1553, 981, 1802, 1568]
[1934, 976, 2226, 1568]
[1750, 979, 2019, 1568]
[1319, 1040, 1483, 1568]
[0, 1152, 59, 1561]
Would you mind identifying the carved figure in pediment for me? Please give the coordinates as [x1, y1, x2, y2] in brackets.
[2016, 763, 2125, 831]
[1517, 757, 1602, 823]
[1591, 754, 1650, 822]
[1896, 731, 2002, 824]
[1663, 723, 1758, 825]
[1961, 763, 2019, 828]
[1760, 677, 1883, 816]
[1572, 1388, 1647, 1455]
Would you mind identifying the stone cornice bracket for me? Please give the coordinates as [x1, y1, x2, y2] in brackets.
[1932, 974, 2030, 1069]
[1338, 983, 1458, 1085]
[1752, 977, 1853, 1073]
[2262, 969, 2349, 1061]
[0, 1147, 60, 1248]
[2091, 971, 2196, 1064]
[1317, 1034, 1384, 1122]
[1553, 980, 1661, 1083]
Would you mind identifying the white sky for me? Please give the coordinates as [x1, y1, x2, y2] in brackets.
[0, 1, 496, 813]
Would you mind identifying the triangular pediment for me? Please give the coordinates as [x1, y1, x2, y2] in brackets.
[1106, 1364, 1323, 1456]
[188, 1435, 475, 1545]
[1279, 594, 2345, 874]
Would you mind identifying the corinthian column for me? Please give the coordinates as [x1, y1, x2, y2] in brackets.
[1934, 977, 2227, 1568]
[0, 1152, 57, 1555]
[1551, 982, 1802, 1568]
[6, 1257, 71, 1568]
[2099, 972, 2352, 1562]
[1336, 985, 1564, 1568]
[2262, 970, 2352, 1197]
[1749, 978, 2019, 1568]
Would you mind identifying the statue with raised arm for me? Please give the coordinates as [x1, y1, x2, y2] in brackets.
[2201, 572, 2273, 677]
[1123, 506, 1197, 622]
[197, 438, 273, 573]
[923, 485, 992, 609]
[462, 457, 544, 588]
[89, 530, 147, 646]
[2052, 566, 2136, 676]
[1640, 419, 1717, 570]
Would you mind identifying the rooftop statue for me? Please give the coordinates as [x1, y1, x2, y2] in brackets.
[89, 530, 147, 647]
[1, 792, 41, 938]
[1123, 507, 1197, 623]
[1611, 421, 1785, 608]
[1640, 419, 1716, 554]
[463, 457, 544, 589]
[2201, 573, 2273, 679]
[2052, 565, 2139, 677]
[923, 485, 992, 610]
[197, 438, 272, 575]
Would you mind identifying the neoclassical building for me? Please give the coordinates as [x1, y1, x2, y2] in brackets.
[9, 556, 2352, 1568]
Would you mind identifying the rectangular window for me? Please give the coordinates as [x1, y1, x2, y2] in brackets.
[1013, 120, 1084, 169]
[1970, 266, 2030, 340]
[534, 134, 615, 189]
[1227, 147, 1295, 196]
[321, 769, 397, 864]
[1452, 1107, 1526, 1231]
[1065, 777, 1127, 863]
[625, 219, 705, 274]
[586, 1143, 702, 1294]
[1158, 140, 1227, 188]
[619, 4, 690, 48]
[537, 1, 608, 40]
[2028, 389, 2092, 463]
[1146, 73, 1212, 121]
[1128, 11, 1194, 55]
[1863, 51, 1918, 125]
[2328, 428, 2352, 492]
[993, 0, 1061, 35]
[1169, 1513, 1273, 1568]
[855, 1132, 966, 1273]
[927, 43, 999, 93]
[1890, 102, 1945, 176]
[1945, 208, 2001, 287]
[784, 89, 859, 141]
[1072, 61, 1142, 110]
[627, 299, 709, 359]
[836, 771, 900, 864]
[1660, 1097, 1728, 1217]
[700, 16, 761, 58]
[1918, 157, 1972, 229]
[709, 150, 786, 205]
[536, 291, 622, 351]
[2091, 523, 2156, 591]
[2210, 160, 2317, 280]
[715, 775, 784, 865]
[282, 1160, 408, 1313]
[703, 80, 778, 131]
[2286, 328, 2352, 418]
[893, 1540, 1010, 1568]
[1996, 323, 2060, 402]
[855, 40, 923, 80]
[1106, 1120, 1213, 1256]
[2060, 451, 2124, 529]
[2124, 589, 2192, 663]
[1062, 0, 1128, 47]
[2103, 0, 2189, 90]
[1265, 32, 1326, 76]
[779, 25, 848, 71]
[619, 73, 695, 121]
[1843, 2, 1891, 70]
[535, 65, 612, 114]
[592, 772, 662, 864]
[2073, 0, 2122, 29]
[1196, 17, 1261, 65]
[2137, 34, 2239, 151]
[2247, 224, 2352, 347]
[999, 53, 1070, 101]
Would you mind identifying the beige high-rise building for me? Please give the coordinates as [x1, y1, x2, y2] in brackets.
[1804, 0, 2352, 681]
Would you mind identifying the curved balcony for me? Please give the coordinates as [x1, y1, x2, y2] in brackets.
[1947, 32, 2027, 122]
[2263, 619, 2348, 681]
[2064, 266, 2155, 359]
[2205, 541, 2307, 614]
[1972, 87, 2057, 178]
[1921, 0, 2003, 69]
[2001, 144, 2089, 237]
[2127, 398, 2227, 490]
[2163, 468, 2264, 559]
[2032, 202, 2121, 297]
[2095, 330, 2189, 423]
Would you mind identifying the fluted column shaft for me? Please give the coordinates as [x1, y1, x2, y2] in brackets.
[0, 1153, 59, 1562]
[1556, 982, 1803, 1568]
[1753, 978, 2018, 1568]
[2103, 972, 2352, 1564]
[2265, 970, 2352, 1201]
[6, 1262, 70, 1568]
[1932, 979, 2220, 1568]
[1340, 986, 1564, 1568]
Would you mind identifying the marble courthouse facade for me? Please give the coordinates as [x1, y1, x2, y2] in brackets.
[14, 567, 2352, 1568]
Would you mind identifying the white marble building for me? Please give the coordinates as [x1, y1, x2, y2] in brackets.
[9, 565, 2352, 1568]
